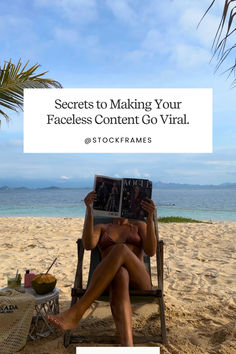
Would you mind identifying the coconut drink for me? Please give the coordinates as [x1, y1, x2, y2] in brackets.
[32, 273, 57, 295]
[31, 258, 57, 295]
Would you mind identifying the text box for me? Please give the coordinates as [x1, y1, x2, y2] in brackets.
[24, 88, 212, 153]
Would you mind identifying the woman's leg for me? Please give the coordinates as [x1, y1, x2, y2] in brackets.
[47, 244, 151, 330]
[110, 267, 133, 346]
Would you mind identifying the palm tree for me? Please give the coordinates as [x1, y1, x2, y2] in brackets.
[0, 59, 62, 124]
[200, 0, 236, 87]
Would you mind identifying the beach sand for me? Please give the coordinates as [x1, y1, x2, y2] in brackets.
[0, 217, 235, 353]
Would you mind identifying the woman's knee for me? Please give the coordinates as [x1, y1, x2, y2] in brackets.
[110, 243, 130, 256]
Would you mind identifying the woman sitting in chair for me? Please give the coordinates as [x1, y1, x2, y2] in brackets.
[46, 191, 157, 346]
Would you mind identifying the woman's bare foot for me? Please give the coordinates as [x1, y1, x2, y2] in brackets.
[46, 313, 78, 331]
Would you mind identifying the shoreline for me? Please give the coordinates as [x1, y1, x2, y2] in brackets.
[0, 217, 235, 352]
[1, 215, 236, 222]
[1, 207, 236, 222]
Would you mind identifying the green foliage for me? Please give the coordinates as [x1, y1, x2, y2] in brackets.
[158, 216, 205, 223]
[0, 59, 62, 122]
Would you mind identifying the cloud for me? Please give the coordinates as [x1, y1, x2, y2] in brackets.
[52, 26, 102, 58]
[105, 0, 137, 25]
[204, 161, 236, 166]
[143, 173, 150, 178]
[126, 28, 170, 63]
[173, 44, 210, 68]
[9, 139, 23, 147]
[0, 14, 31, 32]
[0, 14, 36, 51]
[164, 168, 203, 177]
[34, 0, 97, 24]
[141, 29, 169, 55]
[122, 169, 152, 178]
[54, 27, 79, 43]
[60, 175, 70, 180]
[124, 4, 215, 69]
[125, 49, 147, 62]
[0, 138, 23, 148]
[179, 8, 219, 47]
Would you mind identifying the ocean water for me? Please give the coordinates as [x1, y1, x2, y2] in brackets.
[0, 187, 236, 221]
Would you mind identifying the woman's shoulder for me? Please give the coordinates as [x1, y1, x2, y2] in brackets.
[94, 223, 111, 231]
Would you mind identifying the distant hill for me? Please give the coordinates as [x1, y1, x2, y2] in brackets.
[153, 182, 236, 189]
[0, 186, 30, 191]
[0, 182, 236, 190]
[38, 186, 60, 190]
[0, 185, 11, 191]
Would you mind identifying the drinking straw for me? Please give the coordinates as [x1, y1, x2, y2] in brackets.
[46, 257, 57, 274]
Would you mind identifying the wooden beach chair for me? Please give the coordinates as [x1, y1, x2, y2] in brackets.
[64, 212, 167, 346]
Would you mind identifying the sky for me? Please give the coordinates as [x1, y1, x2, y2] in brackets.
[0, 0, 235, 187]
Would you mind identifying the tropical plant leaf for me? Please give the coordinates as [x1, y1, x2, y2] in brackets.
[0, 59, 62, 122]
[199, 0, 236, 86]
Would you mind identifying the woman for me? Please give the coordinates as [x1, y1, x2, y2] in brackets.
[46, 191, 157, 346]
[105, 182, 119, 211]
[131, 185, 143, 219]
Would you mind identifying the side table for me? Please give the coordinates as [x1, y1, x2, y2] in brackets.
[1, 285, 59, 340]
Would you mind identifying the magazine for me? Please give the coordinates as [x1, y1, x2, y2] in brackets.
[92, 175, 152, 220]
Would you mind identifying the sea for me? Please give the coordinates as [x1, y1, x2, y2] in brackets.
[0, 187, 236, 221]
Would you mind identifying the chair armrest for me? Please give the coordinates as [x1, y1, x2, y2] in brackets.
[74, 239, 84, 289]
[159, 240, 164, 291]
[156, 239, 164, 291]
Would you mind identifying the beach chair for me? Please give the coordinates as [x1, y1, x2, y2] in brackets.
[64, 212, 167, 346]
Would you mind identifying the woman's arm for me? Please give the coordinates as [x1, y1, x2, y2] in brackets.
[137, 198, 157, 257]
[82, 191, 102, 250]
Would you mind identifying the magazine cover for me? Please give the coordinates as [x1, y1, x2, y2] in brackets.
[93, 175, 122, 217]
[93, 175, 152, 220]
[0, 1, 235, 353]
[121, 178, 152, 220]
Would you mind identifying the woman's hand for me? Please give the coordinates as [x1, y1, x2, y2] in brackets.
[84, 191, 96, 210]
[83, 191, 102, 250]
[141, 198, 156, 219]
[138, 198, 157, 257]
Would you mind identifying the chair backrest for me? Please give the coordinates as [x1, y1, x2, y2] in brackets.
[87, 216, 151, 286]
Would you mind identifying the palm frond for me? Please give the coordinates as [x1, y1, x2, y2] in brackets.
[200, 0, 236, 86]
[0, 59, 62, 121]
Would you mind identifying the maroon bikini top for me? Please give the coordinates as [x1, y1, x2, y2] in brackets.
[99, 223, 142, 250]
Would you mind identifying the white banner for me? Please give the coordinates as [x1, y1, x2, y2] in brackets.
[24, 88, 212, 153]
[76, 348, 160, 354]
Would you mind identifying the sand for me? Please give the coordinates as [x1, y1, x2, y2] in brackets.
[0, 217, 235, 353]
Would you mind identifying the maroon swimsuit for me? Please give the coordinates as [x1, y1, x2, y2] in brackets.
[99, 223, 142, 250]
